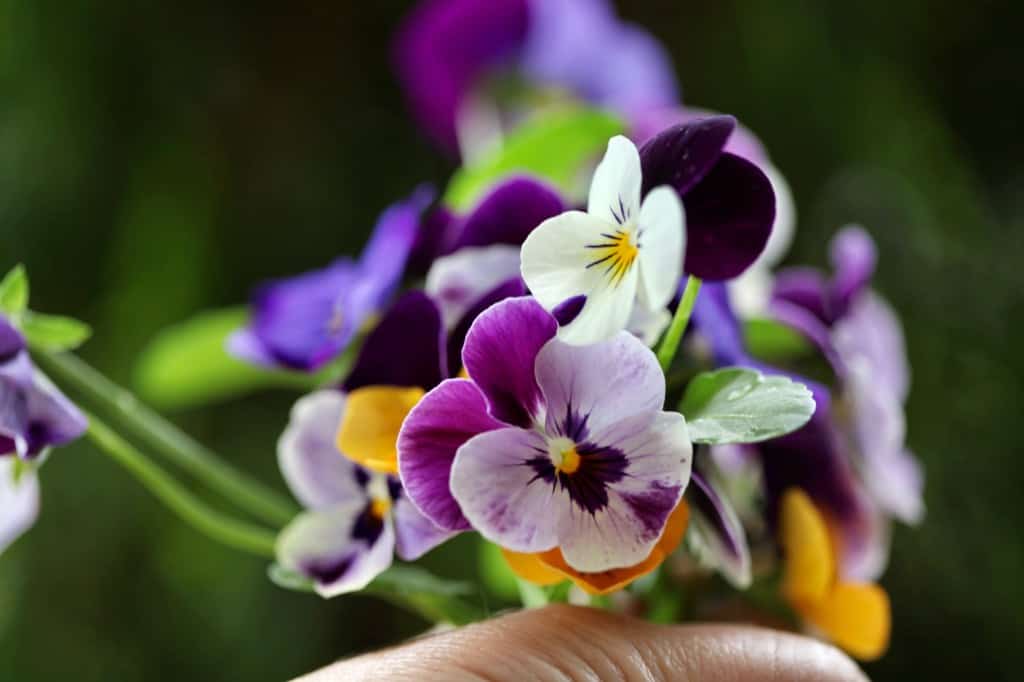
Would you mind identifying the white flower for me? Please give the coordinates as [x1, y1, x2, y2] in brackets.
[520, 135, 684, 345]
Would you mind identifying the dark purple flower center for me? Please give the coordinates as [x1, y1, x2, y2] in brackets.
[525, 440, 628, 515]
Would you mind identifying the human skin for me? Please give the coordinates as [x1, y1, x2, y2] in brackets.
[297, 604, 868, 681]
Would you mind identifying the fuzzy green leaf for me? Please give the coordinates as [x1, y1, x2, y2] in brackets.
[0, 265, 29, 315]
[680, 367, 816, 444]
[20, 312, 92, 352]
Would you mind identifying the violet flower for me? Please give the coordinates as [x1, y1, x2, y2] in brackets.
[393, 0, 677, 159]
[228, 187, 432, 372]
[398, 296, 692, 573]
[0, 314, 87, 554]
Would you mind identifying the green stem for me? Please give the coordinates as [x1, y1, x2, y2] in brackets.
[34, 350, 297, 525]
[85, 413, 277, 558]
[656, 276, 702, 373]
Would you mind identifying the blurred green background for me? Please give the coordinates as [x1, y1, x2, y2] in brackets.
[2, 0, 1022, 679]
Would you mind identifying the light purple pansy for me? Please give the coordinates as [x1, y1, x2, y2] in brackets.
[770, 226, 923, 524]
[638, 116, 777, 281]
[229, 187, 433, 372]
[393, 0, 677, 158]
[275, 390, 454, 597]
[0, 316, 87, 460]
[0, 458, 39, 555]
[398, 297, 692, 572]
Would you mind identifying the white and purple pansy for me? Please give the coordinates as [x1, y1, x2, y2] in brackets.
[228, 186, 433, 372]
[521, 135, 685, 345]
[275, 390, 454, 597]
[686, 465, 752, 589]
[398, 296, 692, 573]
[0, 314, 87, 554]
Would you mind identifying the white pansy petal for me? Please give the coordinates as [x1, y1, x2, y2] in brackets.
[557, 267, 639, 345]
[0, 459, 38, 554]
[588, 136, 642, 224]
[637, 186, 684, 310]
[520, 210, 609, 309]
[627, 302, 671, 347]
[425, 245, 523, 329]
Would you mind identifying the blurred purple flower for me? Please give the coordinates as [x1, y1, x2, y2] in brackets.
[0, 314, 87, 554]
[394, 0, 677, 157]
[229, 187, 433, 372]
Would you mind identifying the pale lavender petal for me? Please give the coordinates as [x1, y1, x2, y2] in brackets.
[392, 496, 459, 561]
[535, 331, 664, 439]
[861, 448, 924, 526]
[833, 291, 910, 402]
[769, 298, 843, 373]
[450, 426, 561, 553]
[556, 411, 689, 572]
[772, 267, 830, 323]
[225, 328, 278, 367]
[277, 391, 365, 511]
[277, 501, 395, 597]
[18, 373, 87, 459]
[461, 297, 556, 427]
[687, 468, 751, 588]
[397, 379, 505, 531]
[0, 459, 38, 554]
[829, 225, 877, 317]
[425, 244, 523, 329]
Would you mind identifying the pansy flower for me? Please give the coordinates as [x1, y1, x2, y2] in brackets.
[393, 0, 677, 159]
[274, 290, 457, 595]
[398, 297, 692, 589]
[521, 135, 685, 345]
[229, 187, 432, 372]
[685, 465, 752, 589]
[275, 390, 453, 597]
[0, 315, 87, 553]
[770, 227, 923, 525]
[779, 487, 890, 661]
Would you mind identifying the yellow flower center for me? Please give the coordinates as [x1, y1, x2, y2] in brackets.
[369, 497, 392, 519]
[586, 226, 639, 285]
[547, 436, 581, 474]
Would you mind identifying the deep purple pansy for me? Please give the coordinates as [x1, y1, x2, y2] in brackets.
[686, 464, 752, 589]
[393, 0, 677, 158]
[229, 187, 433, 372]
[398, 297, 692, 572]
[638, 116, 776, 281]
[275, 390, 454, 596]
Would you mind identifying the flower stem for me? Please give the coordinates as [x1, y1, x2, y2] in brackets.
[85, 412, 277, 558]
[656, 276, 702, 373]
[33, 350, 297, 526]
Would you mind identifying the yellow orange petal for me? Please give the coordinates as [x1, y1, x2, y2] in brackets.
[779, 487, 834, 605]
[337, 385, 424, 474]
[538, 500, 691, 596]
[501, 548, 566, 587]
[799, 582, 891, 661]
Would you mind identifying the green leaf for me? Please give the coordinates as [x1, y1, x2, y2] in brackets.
[134, 307, 324, 409]
[20, 312, 92, 352]
[365, 565, 484, 625]
[267, 563, 315, 593]
[444, 108, 624, 210]
[0, 264, 29, 315]
[744, 317, 813, 362]
[515, 577, 549, 609]
[478, 538, 520, 601]
[679, 367, 816, 445]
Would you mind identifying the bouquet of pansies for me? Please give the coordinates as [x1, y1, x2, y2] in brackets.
[1, 0, 923, 667]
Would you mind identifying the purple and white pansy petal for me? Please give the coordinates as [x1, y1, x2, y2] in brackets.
[0, 366, 87, 460]
[450, 177, 564, 252]
[555, 411, 690, 572]
[521, 136, 683, 345]
[397, 378, 506, 532]
[392, 496, 457, 561]
[276, 500, 396, 597]
[342, 291, 447, 393]
[686, 467, 752, 589]
[425, 245, 523, 329]
[833, 291, 910, 403]
[0, 458, 39, 554]
[445, 277, 528, 376]
[461, 296, 556, 427]
[534, 330, 666, 438]
[450, 426, 562, 554]
[828, 225, 877, 319]
[277, 391, 364, 511]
